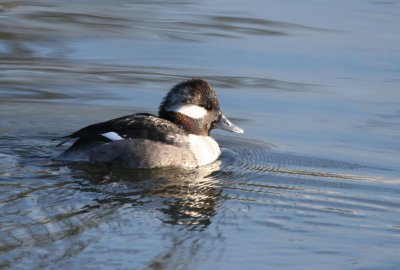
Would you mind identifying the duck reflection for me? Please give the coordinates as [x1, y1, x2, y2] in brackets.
[67, 160, 223, 229]
[149, 162, 222, 227]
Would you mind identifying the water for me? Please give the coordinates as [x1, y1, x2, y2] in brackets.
[1, 0, 399, 269]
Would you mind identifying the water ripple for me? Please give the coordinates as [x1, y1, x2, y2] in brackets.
[0, 58, 316, 103]
[1, 133, 399, 268]
[0, 1, 336, 48]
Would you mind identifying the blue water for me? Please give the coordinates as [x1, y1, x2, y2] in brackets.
[1, 1, 399, 269]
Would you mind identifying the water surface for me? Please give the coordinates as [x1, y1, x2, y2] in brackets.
[1, 1, 399, 269]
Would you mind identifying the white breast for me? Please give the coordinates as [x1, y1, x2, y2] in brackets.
[188, 134, 221, 166]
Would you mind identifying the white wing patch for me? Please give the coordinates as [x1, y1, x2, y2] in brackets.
[167, 104, 207, 119]
[101, 132, 124, 141]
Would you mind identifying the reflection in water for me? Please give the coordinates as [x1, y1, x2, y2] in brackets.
[69, 161, 223, 228]
[147, 167, 222, 227]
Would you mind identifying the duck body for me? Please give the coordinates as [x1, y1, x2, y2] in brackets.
[56, 79, 243, 169]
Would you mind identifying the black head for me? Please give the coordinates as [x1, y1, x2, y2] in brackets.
[159, 79, 243, 136]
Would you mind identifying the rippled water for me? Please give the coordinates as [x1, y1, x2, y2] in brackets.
[1, 1, 400, 269]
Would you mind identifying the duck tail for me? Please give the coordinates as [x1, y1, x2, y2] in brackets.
[52, 136, 72, 147]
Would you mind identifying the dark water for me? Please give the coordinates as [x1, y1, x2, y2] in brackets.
[1, 1, 399, 269]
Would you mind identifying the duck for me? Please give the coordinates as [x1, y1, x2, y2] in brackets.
[55, 79, 243, 168]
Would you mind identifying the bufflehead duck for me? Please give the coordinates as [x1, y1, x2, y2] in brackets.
[56, 79, 243, 168]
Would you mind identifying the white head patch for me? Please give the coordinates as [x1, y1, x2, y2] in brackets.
[167, 104, 207, 119]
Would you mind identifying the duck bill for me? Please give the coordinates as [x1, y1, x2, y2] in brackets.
[213, 114, 244, 134]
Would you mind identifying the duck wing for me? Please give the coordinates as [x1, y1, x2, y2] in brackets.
[55, 113, 187, 147]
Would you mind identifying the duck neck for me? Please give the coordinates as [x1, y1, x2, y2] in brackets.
[159, 111, 209, 136]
